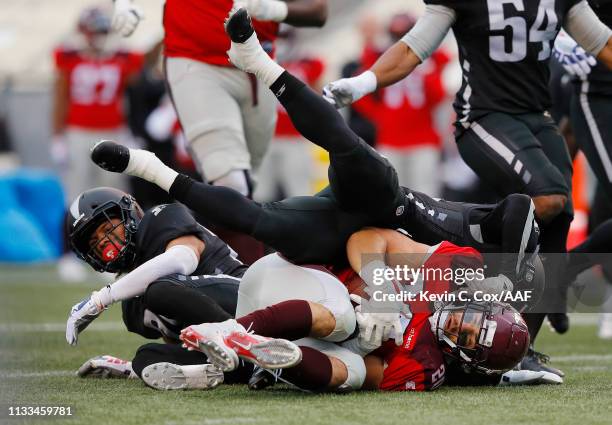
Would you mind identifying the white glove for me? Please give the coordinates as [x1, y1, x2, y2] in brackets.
[77, 355, 136, 379]
[233, 0, 288, 22]
[112, 0, 144, 37]
[50, 134, 68, 166]
[553, 30, 597, 80]
[498, 369, 563, 386]
[322, 71, 377, 109]
[350, 294, 403, 348]
[66, 292, 105, 346]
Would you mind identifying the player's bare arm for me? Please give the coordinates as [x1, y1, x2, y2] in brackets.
[346, 227, 430, 274]
[234, 0, 327, 26]
[323, 4, 454, 108]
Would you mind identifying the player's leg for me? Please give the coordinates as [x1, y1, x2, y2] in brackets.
[240, 73, 277, 174]
[478, 193, 538, 278]
[456, 112, 570, 373]
[142, 274, 238, 324]
[131, 342, 251, 390]
[570, 88, 612, 199]
[165, 57, 252, 193]
[225, 8, 405, 218]
[235, 253, 356, 342]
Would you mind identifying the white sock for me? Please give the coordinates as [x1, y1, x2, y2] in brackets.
[125, 149, 178, 193]
[229, 33, 285, 87]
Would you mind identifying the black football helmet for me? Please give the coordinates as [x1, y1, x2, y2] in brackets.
[432, 300, 530, 375]
[67, 187, 143, 273]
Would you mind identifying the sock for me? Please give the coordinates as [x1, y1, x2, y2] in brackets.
[269, 71, 306, 104]
[282, 346, 333, 391]
[125, 149, 178, 192]
[230, 34, 284, 86]
[237, 300, 312, 340]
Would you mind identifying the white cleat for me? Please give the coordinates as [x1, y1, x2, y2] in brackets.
[141, 362, 224, 390]
[180, 319, 302, 372]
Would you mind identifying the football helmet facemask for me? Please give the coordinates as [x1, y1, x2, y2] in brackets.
[432, 300, 529, 375]
[67, 187, 143, 273]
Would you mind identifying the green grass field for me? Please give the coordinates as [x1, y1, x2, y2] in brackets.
[1, 266, 611, 425]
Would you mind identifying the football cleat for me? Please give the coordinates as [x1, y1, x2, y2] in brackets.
[547, 313, 569, 334]
[224, 8, 254, 43]
[180, 319, 302, 372]
[519, 348, 565, 378]
[91, 140, 131, 173]
[248, 367, 279, 391]
[141, 362, 223, 391]
[77, 355, 135, 379]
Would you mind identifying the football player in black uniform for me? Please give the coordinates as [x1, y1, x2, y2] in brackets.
[323, 0, 612, 376]
[65, 187, 251, 387]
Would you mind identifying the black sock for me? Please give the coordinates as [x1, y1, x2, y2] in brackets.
[269, 71, 359, 154]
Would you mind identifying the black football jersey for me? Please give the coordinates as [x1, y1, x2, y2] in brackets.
[133, 203, 246, 277]
[581, 0, 612, 95]
[426, 0, 582, 121]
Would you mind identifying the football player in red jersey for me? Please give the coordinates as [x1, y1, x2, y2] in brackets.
[111, 0, 326, 195]
[52, 6, 144, 202]
[110, 0, 327, 265]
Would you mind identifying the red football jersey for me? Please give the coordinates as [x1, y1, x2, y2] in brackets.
[54, 48, 144, 129]
[332, 240, 483, 391]
[163, 0, 279, 66]
[353, 49, 450, 149]
[275, 58, 325, 138]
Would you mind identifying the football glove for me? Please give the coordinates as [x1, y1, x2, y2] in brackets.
[112, 0, 144, 37]
[66, 292, 105, 346]
[233, 0, 288, 22]
[322, 71, 377, 109]
[77, 355, 136, 379]
[498, 369, 563, 386]
[553, 30, 597, 80]
[350, 294, 403, 347]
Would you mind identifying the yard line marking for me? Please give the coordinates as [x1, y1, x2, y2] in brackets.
[0, 370, 74, 379]
[0, 322, 124, 332]
[165, 419, 264, 425]
[552, 354, 612, 363]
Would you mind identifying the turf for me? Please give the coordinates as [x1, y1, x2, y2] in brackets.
[1, 266, 611, 425]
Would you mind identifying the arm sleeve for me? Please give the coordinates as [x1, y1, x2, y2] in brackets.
[400, 5, 456, 62]
[96, 244, 199, 307]
[564, 0, 612, 56]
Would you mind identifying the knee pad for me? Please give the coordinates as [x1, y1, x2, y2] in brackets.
[319, 300, 356, 343]
[211, 169, 253, 197]
[333, 349, 367, 392]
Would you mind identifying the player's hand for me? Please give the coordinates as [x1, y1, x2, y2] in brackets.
[233, 0, 288, 22]
[322, 71, 377, 109]
[112, 0, 144, 37]
[351, 294, 403, 347]
[498, 369, 563, 386]
[66, 292, 105, 346]
[77, 355, 135, 379]
[553, 31, 596, 80]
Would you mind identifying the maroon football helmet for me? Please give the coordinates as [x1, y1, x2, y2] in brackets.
[432, 300, 530, 374]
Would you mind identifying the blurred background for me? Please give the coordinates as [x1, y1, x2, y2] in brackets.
[0, 0, 599, 288]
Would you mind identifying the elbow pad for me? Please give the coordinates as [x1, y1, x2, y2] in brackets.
[401, 5, 456, 61]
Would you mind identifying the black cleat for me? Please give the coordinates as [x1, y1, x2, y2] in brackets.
[224, 8, 254, 43]
[91, 140, 130, 173]
[248, 367, 277, 391]
[547, 313, 570, 334]
[520, 348, 565, 377]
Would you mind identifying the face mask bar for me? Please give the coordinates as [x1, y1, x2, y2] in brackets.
[434, 301, 502, 375]
[70, 196, 140, 273]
